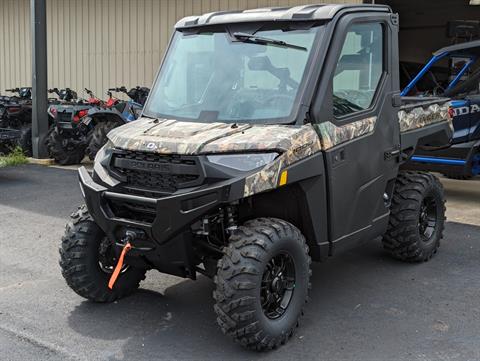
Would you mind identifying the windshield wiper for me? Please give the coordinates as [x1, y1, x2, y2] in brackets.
[232, 32, 307, 51]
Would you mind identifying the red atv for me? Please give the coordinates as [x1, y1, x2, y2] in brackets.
[46, 88, 103, 165]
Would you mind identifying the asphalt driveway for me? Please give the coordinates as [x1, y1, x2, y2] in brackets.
[1, 164, 480, 361]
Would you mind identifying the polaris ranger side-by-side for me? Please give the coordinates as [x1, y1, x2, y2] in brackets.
[60, 4, 452, 351]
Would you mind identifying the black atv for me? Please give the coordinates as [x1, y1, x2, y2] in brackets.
[0, 87, 33, 155]
[46, 88, 103, 165]
[84, 86, 149, 160]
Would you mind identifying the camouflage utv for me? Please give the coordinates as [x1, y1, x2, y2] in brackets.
[60, 4, 452, 351]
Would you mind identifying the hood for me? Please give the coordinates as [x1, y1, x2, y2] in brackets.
[108, 117, 317, 155]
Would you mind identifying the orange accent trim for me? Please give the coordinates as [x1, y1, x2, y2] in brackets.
[108, 242, 132, 290]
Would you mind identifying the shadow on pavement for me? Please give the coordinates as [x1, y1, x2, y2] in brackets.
[67, 277, 257, 360]
[65, 222, 480, 360]
[65, 236, 451, 360]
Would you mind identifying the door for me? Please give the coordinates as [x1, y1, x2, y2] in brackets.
[313, 13, 401, 252]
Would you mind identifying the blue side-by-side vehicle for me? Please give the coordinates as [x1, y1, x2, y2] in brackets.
[404, 40, 480, 179]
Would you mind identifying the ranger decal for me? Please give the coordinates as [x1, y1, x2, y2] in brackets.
[398, 102, 451, 132]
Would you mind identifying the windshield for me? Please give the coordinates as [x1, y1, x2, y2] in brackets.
[144, 26, 321, 124]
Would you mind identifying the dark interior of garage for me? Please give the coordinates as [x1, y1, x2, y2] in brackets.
[369, 0, 480, 93]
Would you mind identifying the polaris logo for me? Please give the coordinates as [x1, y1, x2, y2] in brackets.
[114, 157, 172, 173]
[452, 104, 480, 117]
[128, 160, 171, 172]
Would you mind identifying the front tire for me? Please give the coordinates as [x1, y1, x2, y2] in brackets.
[59, 205, 146, 302]
[214, 218, 311, 351]
[382, 171, 446, 262]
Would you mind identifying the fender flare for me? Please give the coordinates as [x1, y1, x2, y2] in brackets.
[88, 109, 126, 126]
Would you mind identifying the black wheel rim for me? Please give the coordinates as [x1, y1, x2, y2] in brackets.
[260, 252, 296, 320]
[419, 196, 437, 242]
[98, 237, 129, 274]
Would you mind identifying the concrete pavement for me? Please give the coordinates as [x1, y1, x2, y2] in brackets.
[1, 165, 479, 361]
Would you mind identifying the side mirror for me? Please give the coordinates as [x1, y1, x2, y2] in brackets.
[392, 93, 403, 107]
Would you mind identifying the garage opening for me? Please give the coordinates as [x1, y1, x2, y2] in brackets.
[371, 0, 480, 96]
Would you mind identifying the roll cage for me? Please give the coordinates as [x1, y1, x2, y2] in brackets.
[401, 40, 480, 97]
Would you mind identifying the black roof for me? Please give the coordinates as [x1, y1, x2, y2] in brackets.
[433, 40, 480, 56]
[175, 4, 391, 29]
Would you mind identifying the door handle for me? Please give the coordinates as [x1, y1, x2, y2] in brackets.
[384, 146, 400, 161]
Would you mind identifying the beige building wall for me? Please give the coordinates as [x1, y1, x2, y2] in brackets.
[0, 0, 361, 99]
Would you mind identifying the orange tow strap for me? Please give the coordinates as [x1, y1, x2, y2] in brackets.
[108, 242, 132, 290]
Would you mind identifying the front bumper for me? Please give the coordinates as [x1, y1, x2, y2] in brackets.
[79, 166, 245, 245]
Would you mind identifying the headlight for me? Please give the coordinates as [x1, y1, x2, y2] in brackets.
[92, 139, 120, 188]
[207, 153, 278, 171]
[94, 139, 114, 164]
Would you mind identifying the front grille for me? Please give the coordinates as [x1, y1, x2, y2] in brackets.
[120, 169, 198, 193]
[110, 149, 204, 195]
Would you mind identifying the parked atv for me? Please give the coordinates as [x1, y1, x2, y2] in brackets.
[0, 93, 19, 126]
[402, 41, 480, 179]
[46, 88, 102, 165]
[0, 87, 33, 155]
[84, 86, 149, 160]
[60, 5, 452, 351]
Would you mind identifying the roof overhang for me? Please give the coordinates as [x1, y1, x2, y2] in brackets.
[433, 40, 480, 57]
[175, 4, 392, 29]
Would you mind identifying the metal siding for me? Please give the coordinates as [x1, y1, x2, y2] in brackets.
[0, 0, 361, 97]
[0, 0, 31, 93]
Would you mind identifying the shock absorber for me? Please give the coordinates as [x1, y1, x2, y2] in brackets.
[225, 205, 237, 233]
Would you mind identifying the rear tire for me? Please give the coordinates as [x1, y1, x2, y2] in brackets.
[213, 218, 311, 351]
[382, 171, 445, 262]
[86, 120, 120, 160]
[46, 128, 86, 165]
[59, 205, 146, 302]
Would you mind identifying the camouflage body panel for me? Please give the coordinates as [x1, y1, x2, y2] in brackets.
[108, 118, 251, 154]
[108, 117, 320, 155]
[108, 118, 322, 197]
[243, 124, 322, 197]
[398, 102, 452, 132]
[314, 117, 377, 150]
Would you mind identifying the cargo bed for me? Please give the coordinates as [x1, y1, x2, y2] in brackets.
[399, 96, 453, 163]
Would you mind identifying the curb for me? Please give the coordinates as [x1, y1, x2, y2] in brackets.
[27, 157, 56, 166]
